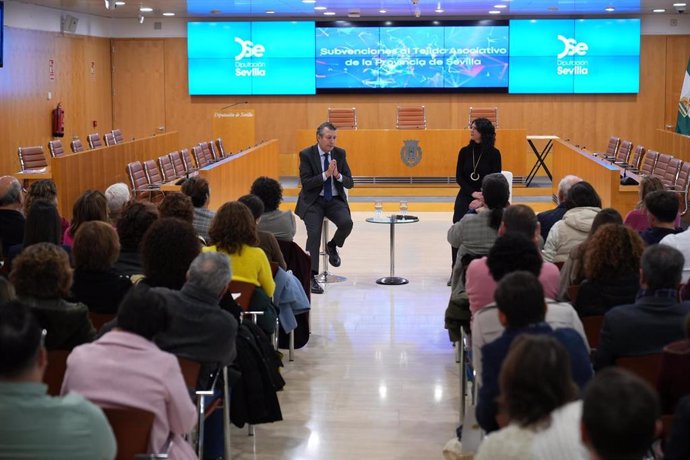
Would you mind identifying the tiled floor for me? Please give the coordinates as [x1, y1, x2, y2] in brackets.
[229, 212, 460, 459]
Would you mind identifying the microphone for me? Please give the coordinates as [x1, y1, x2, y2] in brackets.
[218, 101, 248, 111]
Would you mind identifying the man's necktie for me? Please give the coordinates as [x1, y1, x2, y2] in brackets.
[323, 153, 332, 201]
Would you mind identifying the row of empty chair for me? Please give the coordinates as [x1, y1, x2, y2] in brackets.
[326, 106, 498, 130]
[600, 136, 690, 213]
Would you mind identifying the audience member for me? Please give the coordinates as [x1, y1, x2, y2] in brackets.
[466, 205, 560, 315]
[104, 182, 130, 225]
[557, 208, 623, 301]
[537, 174, 581, 241]
[238, 193, 287, 270]
[6, 198, 70, 271]
[664, 395, 690, 460]
[475, 335, 585, 460]
[63, 189, 108, 246]
[23, 179, 68, 238]
[250, 176, 297, 241]
[114, 201, 159, 276]
[543, 181, 601, 263]
[10, 242, 95, 350]
[594, 244, 690, 370]
[624, 175, 680, 232]
[661, 227, 690, 283]
[640, 190, 683, 245]
[574, 224, 644, 317]
[0, 175, 25, 256]
[181, 176, 214, 242]
[158, 192, 194, 224]
[141, 218, 201, 290]
[657, 314, 690, 414]
[0, 301, 116, 459]
[71, 221, 132, 314]
[205, 201, 276, 297]
[476, 271, 592, 433]
[581, 368, 660, 460]
[62, 285, 197, 460]
[447, 173, 510, 291]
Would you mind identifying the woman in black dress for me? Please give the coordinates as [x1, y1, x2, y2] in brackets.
[452, 118, 502, 269]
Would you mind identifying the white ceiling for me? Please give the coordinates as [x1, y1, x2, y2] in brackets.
[13, 0, 690, 19]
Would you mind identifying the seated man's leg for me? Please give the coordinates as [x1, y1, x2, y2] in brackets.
[325, 196, 353, 250]
[303, 198, 326, 276]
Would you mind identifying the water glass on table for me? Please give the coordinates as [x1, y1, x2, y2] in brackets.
[374, 201, 383, 219]
[399, 200, 408, 217]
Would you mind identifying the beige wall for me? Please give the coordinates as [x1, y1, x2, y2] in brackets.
[1, 30, 688, 177]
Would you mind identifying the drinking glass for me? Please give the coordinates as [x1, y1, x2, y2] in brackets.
[374, 201, 383, 218]
[399, 200, 408, 217]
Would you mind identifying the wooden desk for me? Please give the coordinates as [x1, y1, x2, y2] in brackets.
[552, 139, 638, 215]
[295, 129, 528, 178]
[52, 132, 179, 219]
[655, 128, 690, 161]
[161, 140, 279, 212]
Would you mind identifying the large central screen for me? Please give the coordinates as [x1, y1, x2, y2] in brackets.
[315, 24, 509, 91]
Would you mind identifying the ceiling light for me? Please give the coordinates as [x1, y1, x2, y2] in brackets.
[265, 10, 275, 14]
[488, 10, 501, 14]
[138, 14, 144, 23]
[379, 9, 387, 13]
[139, 6, 153, 12]
[324, 11, 336, 15]
[302, 0, 316, 2]
[315, 6, 327, 10]
[674, 3, 687, 6]
[435, 2, 444, 13]
[115, 1, 126, 5]
[605, 6, 615, 12]
[162, 12, 175, 16]
[384, 20, 392, 25]
[494, 4, 507, 8]
[653, 8, 666, 12]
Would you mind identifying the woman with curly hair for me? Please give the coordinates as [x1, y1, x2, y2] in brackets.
[63, 189, 108, 247]
[10, 242, 96, 350]
[250, 176, 296, 241]
[23, 179, 69, 239]
[114, 201, 159, 276]
[205, 201, 275, 297]
[624, 175, 680, 232]
[574, 224, 645, 317]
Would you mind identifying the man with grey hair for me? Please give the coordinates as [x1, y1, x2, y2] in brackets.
[153, 251, 238, 369]
[537, 174, 581, 241]
[104, 182, 131, 225]
[594, 244, 690, 370]
[0, 176, 25, 256]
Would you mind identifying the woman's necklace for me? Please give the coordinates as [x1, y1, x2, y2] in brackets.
[470, 146, 484, 181]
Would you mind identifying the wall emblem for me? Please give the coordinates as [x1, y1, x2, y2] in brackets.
[400, 140, 422, 167]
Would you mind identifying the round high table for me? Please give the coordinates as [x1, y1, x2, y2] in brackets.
[365, 215, 419, 285]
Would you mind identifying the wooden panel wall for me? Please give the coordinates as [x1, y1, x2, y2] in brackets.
[664, 36, 690, 129]
[0, 27, 112, 176]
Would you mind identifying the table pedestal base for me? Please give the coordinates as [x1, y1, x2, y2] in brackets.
[376, 276, 409, 285]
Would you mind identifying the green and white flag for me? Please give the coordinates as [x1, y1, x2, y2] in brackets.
[676, 58, 690, 135]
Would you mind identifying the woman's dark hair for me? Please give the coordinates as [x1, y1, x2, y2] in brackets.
[499, 334, 578, 428]
[180, 176, 210, 208]
[0, 300, 43, 378]
[23, 199, 62, 247]
[472, 117, 496, 151]
[250, 176, 283, 212]
[584, 224, 644, 281]
[208, 201, 259, 255]
[237, 194, 265, 221]
[481, 173, 510, 230]
[116, 201, 159, 252]
[158, 192, 194, 224]
[141, 218, 201, 290]
[69, 190, 108, 237]
[73, 221, 121, 272]
[589, 208, 623, 237]
[10, 243, 72, 299]
[565, 181, 601, 210]
[24, 179, 58, 215]
[116, 285, 169, 340]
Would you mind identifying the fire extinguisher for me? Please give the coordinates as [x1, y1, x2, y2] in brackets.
[52, 103, 65, 138]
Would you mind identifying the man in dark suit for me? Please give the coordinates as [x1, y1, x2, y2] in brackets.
[296, 122, 354, 294]
[594, 244, 690, 370]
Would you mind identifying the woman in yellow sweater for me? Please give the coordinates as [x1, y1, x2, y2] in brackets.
[204, 201, 276, 297]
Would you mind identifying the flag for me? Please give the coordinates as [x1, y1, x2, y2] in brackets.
[676, 58, 690, 135]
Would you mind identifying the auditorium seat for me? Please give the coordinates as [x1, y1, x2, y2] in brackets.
[102, 407, 159, 460]
[613, 140, 633, 165]
[169, 151, 186, 177]
[111, 129, 125, 144]
[70, 138, 85, 153]
[468, 107, 498, 127]
[192, 145, 210, 168]
[669, 161, 690, 215]
[653, 153, 674, 179]
[127, 161, 161, 201]
[180, 148, 197, 174]
[104, 132, 116, 147]
[616, 353, 663, 388]
[639, 150, 660, 176]
[17, 146, 48, 171]
[143, 160, 164, 187]
[87, 133, 102, 149]
[396, 106, 427, 129]
[207, 141, 220, 161]
[43, 349, 69, 396]
[602, 136, 621, 160]
[158, 154, 177, 182]
[659, 158, 682, 188]
[199, 142, 215, 164]
[328, 107, 358, 130]
[48, 140, 65, 158]
[216, 138, 227, 158]
[581, 314, 603, 350]
[626, 145, 645, 172]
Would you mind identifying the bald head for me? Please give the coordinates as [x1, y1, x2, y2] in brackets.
[0, 176, 22, 209]
[557, 175, 582, 204]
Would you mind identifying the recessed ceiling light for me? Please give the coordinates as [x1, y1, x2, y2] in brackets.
[673, 3, 687, 6]
[302, 0, 316, 3]
[604, 6, 615, 12]
[324, 11, 336, 15]
[488, 10, 501, 14]
[139, 6, 153, 12]
[265, 10, 275, 14]
[379, 9, 387, 13]
[435, 8, 444, 13]
[162, 11, 174, 16]
[315, 6, 327, 10]
[115, 1, 125, 5]
[494, 4, 507, 8]
[432, 20, 440, 25]
[384, 21, 392, 25]
[653, 8, 666, 12]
